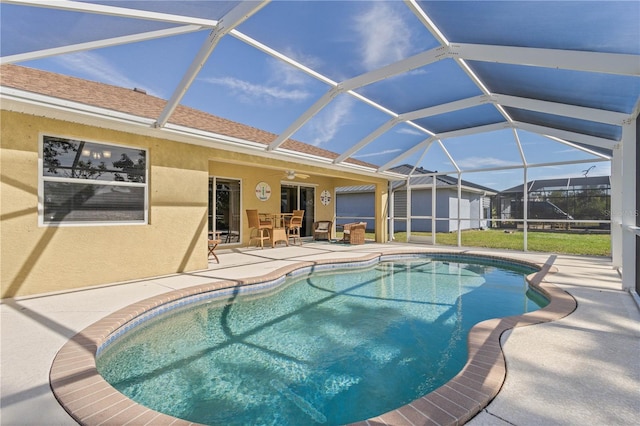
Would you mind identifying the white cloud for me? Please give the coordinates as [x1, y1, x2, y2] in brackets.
[555, 148, 577, 154]
[53, 52, 162, 97]
[201, 76, 311, 103]
[271, 60, 308, 88]
[272, 48, 323, 86]
[596, 163, 611, 175]
[532, 164, 610, 181]
[396, 127, 423, 136]
[201, 52, 316, 105]
[355, 148, 402, 159]
[553, 146, 604, 158]
[354, 3, 413, 70]
[456, 156, 520, 169]
[306, 96, 355, 146]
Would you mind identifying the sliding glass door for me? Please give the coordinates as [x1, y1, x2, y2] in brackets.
[281, 184, 315, 237]
[209, 177, 241, 244]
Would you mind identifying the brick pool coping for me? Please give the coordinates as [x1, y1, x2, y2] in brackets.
[49, 251, 576, 426]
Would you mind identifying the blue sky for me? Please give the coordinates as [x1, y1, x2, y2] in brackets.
[2, 0, 627, 191]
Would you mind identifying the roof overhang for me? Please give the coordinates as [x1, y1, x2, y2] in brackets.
[0, 86, 408, 182]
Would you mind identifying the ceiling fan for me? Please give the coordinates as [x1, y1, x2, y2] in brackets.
[285, 170, 310, 180]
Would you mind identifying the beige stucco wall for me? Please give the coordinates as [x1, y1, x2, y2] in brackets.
[1, 110, 388, 297]
[1, 110, 211, 297]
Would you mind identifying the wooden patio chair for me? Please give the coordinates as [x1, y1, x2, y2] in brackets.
[246, 209, 272, 249]
[208, 237, 221, 263]
[286, 210, 304, 245]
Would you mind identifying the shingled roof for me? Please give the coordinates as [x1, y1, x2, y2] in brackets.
[0, 64, 376, 170]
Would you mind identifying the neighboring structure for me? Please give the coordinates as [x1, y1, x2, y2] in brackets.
[337, 165, 497, 233]
[495, 176, 611, 229]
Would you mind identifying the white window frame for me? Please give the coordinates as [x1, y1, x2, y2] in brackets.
[209, 175, 242, 244]
[38, 133, 148, 226]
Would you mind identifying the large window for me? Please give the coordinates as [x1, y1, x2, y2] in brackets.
[40, 135, 147, 225]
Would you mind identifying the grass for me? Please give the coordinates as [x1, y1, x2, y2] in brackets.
[365, 229, 611, 257]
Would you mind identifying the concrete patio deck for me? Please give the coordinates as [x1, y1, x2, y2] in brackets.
[1, 242, 638, 425]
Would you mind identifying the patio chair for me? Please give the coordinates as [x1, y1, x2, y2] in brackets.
[313, 220, 332, 240]
[246, 209, 272, 249]
[342, 222, 366, 245]
[208, 237, 221, 263]
[286, 210, 304, 245]
[224, 231, 240, 243]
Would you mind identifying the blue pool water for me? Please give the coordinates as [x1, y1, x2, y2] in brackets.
[97, 257, 547, 425]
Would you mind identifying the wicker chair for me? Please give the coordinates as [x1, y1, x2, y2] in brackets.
[246, 209, 272, 249]
[313, 220, 332, 240]
[342, 222, 366, 245]
[286, 210, 304, 245]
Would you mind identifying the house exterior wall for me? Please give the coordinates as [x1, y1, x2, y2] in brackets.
[410, 188, 450, 233]
[470, 197, 481, 229]
[393, 190, 408, 218]
[341, 187, 487, 235]
[1, 110, 385, 297]
[336, 192, 375, 230]
[449, 194, 470, 232]
[405, 188, 485, 233]
[1, 110, 207, 297]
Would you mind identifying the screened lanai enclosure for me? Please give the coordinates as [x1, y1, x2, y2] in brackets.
[1, 0, 639, 293]
[495, 176, 611, 230]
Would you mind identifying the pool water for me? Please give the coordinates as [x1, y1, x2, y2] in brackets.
[97, 258, 546, 425]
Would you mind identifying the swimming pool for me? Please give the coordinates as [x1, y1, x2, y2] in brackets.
[94, 255, 547, 425]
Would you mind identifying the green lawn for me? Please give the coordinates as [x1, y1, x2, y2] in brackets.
[381, 229, 611, 257]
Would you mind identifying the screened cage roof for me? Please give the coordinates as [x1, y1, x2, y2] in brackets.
[1, 0, 639, 190]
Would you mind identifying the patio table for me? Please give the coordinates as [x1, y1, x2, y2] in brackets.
[259, 212, 292, 247]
